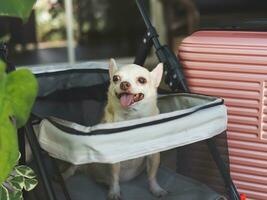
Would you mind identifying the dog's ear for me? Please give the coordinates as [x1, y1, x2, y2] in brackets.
[151, 63, 163, 87]
[109, 58, 118, 78]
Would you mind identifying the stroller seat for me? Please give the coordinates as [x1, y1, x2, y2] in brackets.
[53, 167, 225, 200]
[27, 62, 229, 200]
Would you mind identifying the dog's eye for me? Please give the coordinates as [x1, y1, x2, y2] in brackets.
[113, 75, 120, 83]
[138, 77, 147, 84]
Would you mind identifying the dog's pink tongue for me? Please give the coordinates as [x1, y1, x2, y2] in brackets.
[120, 94, 134, 108]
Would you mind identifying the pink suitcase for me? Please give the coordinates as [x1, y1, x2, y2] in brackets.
[178, 31, 267, 200]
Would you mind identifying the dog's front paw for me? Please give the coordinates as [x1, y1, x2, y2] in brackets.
[151, 187, 168, 198]
[150, 184, 168, 198]
[107, 192, 122, 200]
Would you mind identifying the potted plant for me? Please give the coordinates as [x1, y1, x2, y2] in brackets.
[0, 1, 38, 199]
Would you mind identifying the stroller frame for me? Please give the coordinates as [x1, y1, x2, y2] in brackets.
[0, 0, 240, 199]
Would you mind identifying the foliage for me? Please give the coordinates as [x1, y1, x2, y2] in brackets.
[35, 0, 68, 42]
[0, 0, 36, 22]
[0, 1, 38, 198]
[0, 61, 38, 185]
[1, 163, 38, 200]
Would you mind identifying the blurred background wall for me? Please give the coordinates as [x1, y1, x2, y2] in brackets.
[0, 0, 267, 66]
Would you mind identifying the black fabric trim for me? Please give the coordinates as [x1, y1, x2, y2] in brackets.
[47, 99, 224, 136]
[34, 68, 108, 78]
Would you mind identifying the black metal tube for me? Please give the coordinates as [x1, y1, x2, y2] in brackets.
[151, 35, 161, 50]
[25, 122, 57, 200]
[0, 43, 8, 63]
[207, 137, 240, 200]
[135, 0, 152, 29]
[51, 158, 72, 200]
[135, 0, 161, 49]
[0, 43, 15, 73]
[18, 128, 27, 199]
[135, 0, 189, 92]
[18, 128, 26, 165]
[134, 33, 153, 66]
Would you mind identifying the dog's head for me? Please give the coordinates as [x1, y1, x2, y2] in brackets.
[108, 59, 163, 109]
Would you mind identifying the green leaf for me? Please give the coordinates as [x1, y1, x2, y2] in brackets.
[8, 176, 24, 191]
[8, 175, 38, 192]
[15, 165, 36, 179]
[0, 61, 38, 185]
[0, 0, 36, 22]
[9, 190, 23, 200]
[24, 178, 38, 191]
[16, 153, 21, 162]
[6, 68, 38, 128]
[0, 185, 10, 200]
[0, 103, 19, 185]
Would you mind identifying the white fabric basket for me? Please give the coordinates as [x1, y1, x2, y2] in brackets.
[37, 93, 227, 164]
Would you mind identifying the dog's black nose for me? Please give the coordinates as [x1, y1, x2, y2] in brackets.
[120, 81, 131, 91]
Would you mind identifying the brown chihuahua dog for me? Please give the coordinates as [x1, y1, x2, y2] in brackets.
[62, 59, 167, 200]
[101, 59, 166, 199]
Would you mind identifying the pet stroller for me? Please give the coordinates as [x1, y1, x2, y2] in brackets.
[3, 0, 240, 199]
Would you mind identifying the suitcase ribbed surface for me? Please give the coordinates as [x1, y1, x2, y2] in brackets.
[179, 31, 267, 200]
